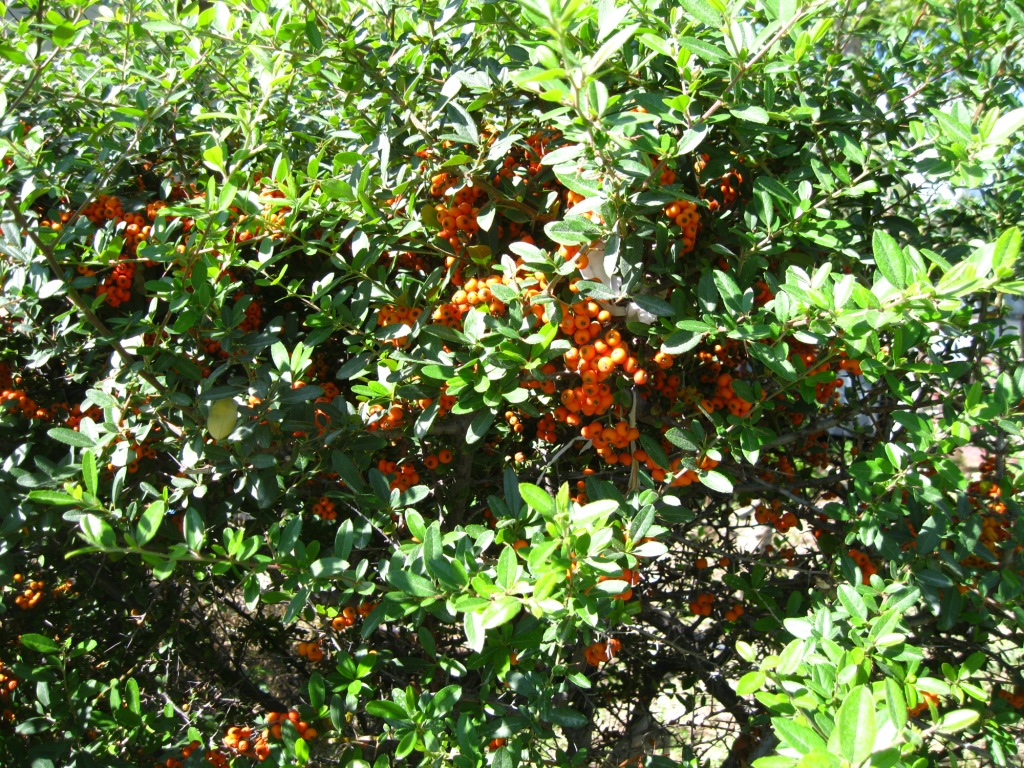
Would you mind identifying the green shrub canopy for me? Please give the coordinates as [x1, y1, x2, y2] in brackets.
[1, 1, 1023, 767]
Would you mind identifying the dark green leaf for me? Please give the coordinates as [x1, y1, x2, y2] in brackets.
[48, 428, 96, 448]
[21, 633, 61, 653]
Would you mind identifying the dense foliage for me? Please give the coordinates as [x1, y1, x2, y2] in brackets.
[2, 0, 1024, 766]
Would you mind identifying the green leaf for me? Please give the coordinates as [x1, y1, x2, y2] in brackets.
[772, 717, 826, 755]
[885, 678, 907, 731]
[81, 514, 116, 549]
[837, 584, 868, 625]
[482, 596, 521, 629]
[309, 672, 326, 710]
[576, 280, 619, 300]
[28, 490, 80, 506]
[755, 176, 798, 206]
[518, 483, 555, 517]
[776, 637, 807, 674]
[662, 330, 702, 355]
[935, 708, 980, 734]
[628, 506, 655, 542]
[126, 677, 141, 714]
[731, 105, 771, 124]
[496, 545, 518, 589]
[680, 0, 723, 25]
[545, 216, 602, 245]
[679, 124, 708, 153]
[987, 107, 1024, 143]
[747, 342, 798, 381]
[337, 353, 371, 379]
[736, 671, 766, 695]
[52, 23, 79, 46]
[795, 752, 842, 768]
[310, 558, 348, 577]
[20, 633, 61, 654]
[0, 44, 31, 65]
[872, 230, 908, 289]
[736, 640, 757, 662]
[365, 700, 409, 723]
[81, 451, 98, 497]
[713, 270, 743, 313]
[753, 758, 798, 768]
[202, 143, 225, 174]
[388, 568, 437, 598]
[639, 32, 674, 58]
[184, 508, 205, 551]
[493, 745, 515, 768]
[464, 610, 486, 653]
[699, 470, 733, 494]
[547, 706, 589, 728]
[678, 36, 729, 63]
[585, 24, 639, 76]
[428, 685, 461, 716]
[664, 428, 698, 451]
[48, 427, 96, 448]
[834, 685, 875, 765]
[991, 227, 1021, 275]
[467, 409, 495, 445]
[136, 501, 165, 547]
[631, 293, 674, 317]
[572, 499, 617, 528]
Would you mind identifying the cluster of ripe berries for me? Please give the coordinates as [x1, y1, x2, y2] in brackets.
[95, 259, 136, 308]
[694, 153, 744, 213]
[375, 458, 420, 492]
[907, 691, 939, 718]
[78, 194, 164, 307]
[753, 499, 800, 533]
[295, 640, 324, 662]
[376, 304, 425, 347]
[12, 574, 45, 610]
[218, 716, 317, 765]
[431, 274, 509, 329]
[0, 372, 103, 428]
[265, 710, 318, 741]
[0, 388, 47, 421]
[0, 660, 19, 703]
[697, 372, 754, 418]
[156, 740, 228, 768]
[108, 437, 159, 474]
[223, 725, 271, 761]
[689, 592, 715, 616]
[232, 187, 290, 243]
[366, 403, 405, 432]
[432, 191, 485, 252]
[788, 343, 850, 405]
[421, 449, 455, 470]
[596, 568, 641, 601]
[331, 601, 375, 630]
[664, 198, 701, 254]
[583, 637, 622, 666]
[723, 602, 745, 622]
[995, 688, 1024, 710]
[847, 548, 877, 585]
[961, 467, 1017, 569]
[312, 495, 337, 521]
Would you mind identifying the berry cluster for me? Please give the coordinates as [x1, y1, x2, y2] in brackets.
[583, 637, 622, 666]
